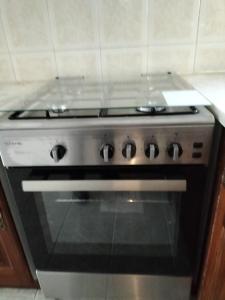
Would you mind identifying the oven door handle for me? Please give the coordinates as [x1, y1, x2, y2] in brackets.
[22, 179, 187, 192]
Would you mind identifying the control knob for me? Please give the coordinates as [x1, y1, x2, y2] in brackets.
[145, 143, 159, 160]
[50, 145, 67, 162]
[122, 142, 136, 160]
[100, 144, 114, 162]
[167, 143, 183, 161]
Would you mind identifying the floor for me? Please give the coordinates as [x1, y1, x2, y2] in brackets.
[0, 289, 54, 300]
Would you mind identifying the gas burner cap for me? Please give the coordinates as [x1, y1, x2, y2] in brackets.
[51, 106, 67, 114]
[136, 106, 166, 113]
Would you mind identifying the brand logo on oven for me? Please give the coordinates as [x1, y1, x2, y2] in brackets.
[5, 141, 22, 146]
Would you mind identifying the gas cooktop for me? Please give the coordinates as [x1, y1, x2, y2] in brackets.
[9, 106, 199, 120]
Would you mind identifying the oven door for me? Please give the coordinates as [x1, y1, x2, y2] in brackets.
[6, 165, 206, 300]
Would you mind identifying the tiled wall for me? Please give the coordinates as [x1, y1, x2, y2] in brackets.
[0, 0, 225, 82]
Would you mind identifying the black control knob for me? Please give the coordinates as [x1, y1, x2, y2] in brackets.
[167, 143, 183, 161]
[50, 145, 67, 162]
[122, 142, 136, 160]
[100, 144, 114, 162]
[145, 143, 159, 160]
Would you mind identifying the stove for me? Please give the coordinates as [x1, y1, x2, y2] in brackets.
[0, 76, 216, 300]
[0, 104, 214, 166]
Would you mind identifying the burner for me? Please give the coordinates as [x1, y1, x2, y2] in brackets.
[136, 106, 166, 113]
[51, 108, 67, 114]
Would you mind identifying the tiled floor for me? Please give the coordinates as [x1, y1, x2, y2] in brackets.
[0, 289, 54, 300]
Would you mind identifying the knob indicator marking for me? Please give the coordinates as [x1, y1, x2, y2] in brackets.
[100, 144, 114, 162]
[122, 142, 136, 160]
[145, 143, 159, 160]
[167, 143, 183, 161]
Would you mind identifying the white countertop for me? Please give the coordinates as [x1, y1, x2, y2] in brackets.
[184, 73, 225, 127]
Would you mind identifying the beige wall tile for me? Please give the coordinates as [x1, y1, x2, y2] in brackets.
[1, 0, 51, 51]
[48, 0, 98, 50]
[13, 53, 57, 81]
[195, 44, 225, 72]
[0, 0, 223, 82]
[0, 17, 8, 52]
[148, 0, 200, 45]
[198, 0, 225, 43]
[148, 46, 195, 74]
[0, 54, 15, 81]
[56, 50, 101, 81]
[99, 0, 147, 47]
[101, 48, 147, 81]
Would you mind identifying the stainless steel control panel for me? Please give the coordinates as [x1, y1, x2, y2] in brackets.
[0, 125, 214, 167]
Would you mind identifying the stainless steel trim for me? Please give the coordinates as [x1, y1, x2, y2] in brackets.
[37, 270, 192, 300]
[22, 179, 187, 192]
[0, 106, 215, 131]
[0, 123, 214, 167]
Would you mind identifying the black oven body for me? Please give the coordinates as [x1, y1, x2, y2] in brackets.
[5, 164, 207, 284]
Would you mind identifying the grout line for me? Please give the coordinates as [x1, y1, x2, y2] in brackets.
[96, 0, 103, 82]
[9, 45, 149, 54]
[193, 0, 202, 73]
[0, 7, 17, 81]
[149, 42, 196, 47]
[8, 46, 100, 55]
[98, 42, 195, 50]
[45, 0, 59, 78]
[145, 0, 150, 74]
[3, 41, 217, 56]
[3, 41, 224, 57]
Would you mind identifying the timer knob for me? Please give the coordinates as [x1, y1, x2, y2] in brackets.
[167, 143, 183, 161]
[100, 144, 114, 162]
[145, 143, 159, 160]
[50, 145, 66, 162]
[122, 142, 136, 160]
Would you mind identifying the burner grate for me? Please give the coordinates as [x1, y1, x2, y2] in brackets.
[8, 106, 199, 120]
[104, 106, 199, 117]
[9, 109, 100, 120]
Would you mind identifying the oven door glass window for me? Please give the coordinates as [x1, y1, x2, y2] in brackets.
[30, 189, 189, 275]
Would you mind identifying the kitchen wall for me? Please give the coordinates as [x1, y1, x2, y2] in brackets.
[0, 0, 225, 82]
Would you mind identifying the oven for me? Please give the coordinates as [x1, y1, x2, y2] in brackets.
[0, 97, 215, 300]
[4, 163, 207, 300]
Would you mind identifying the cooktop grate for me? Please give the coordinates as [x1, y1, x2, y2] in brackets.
[8, 106, 199, 120]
